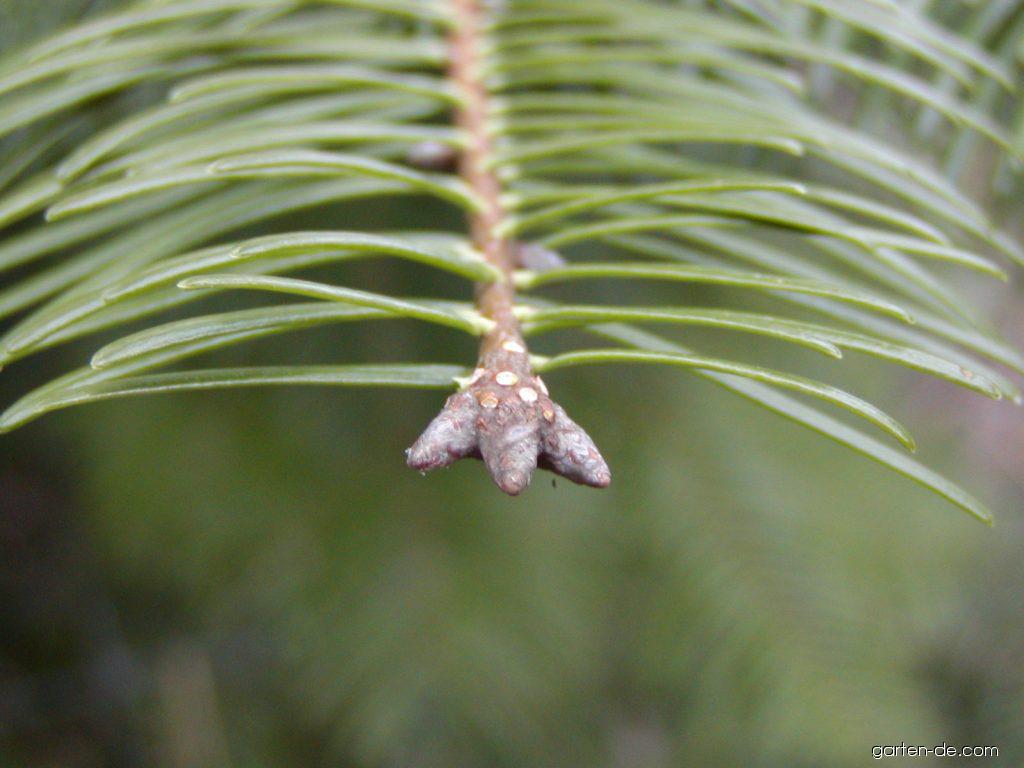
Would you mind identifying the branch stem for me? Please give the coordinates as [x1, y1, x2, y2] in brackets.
[449, 0, 527, 373]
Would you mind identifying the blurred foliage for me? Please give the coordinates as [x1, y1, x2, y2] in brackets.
[1, 1, 1023, 768]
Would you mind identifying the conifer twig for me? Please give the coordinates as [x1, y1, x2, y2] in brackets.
[406, 0, 611, 495]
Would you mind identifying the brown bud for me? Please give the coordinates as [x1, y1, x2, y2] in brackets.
[477, 403, 542, 495]
[538, 403, 611, 488]
[406, 391, 479, 471]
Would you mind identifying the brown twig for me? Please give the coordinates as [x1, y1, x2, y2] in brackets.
[406, 0, 610, 495]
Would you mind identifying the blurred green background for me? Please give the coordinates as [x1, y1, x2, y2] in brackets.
[1, 2, 1023, 767]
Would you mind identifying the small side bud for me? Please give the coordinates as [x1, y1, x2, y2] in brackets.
[406, 141, 459, 172]
[515, 243, 567, 273]
[539, 403, 611, 488]
[406, 391, 479, 471]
